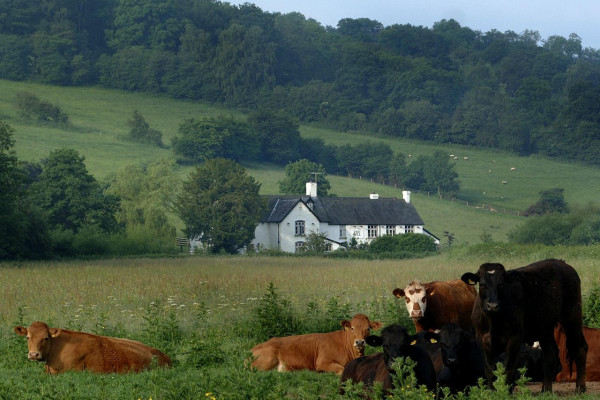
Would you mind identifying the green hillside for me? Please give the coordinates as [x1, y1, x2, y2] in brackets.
[2, 79, 599, 245]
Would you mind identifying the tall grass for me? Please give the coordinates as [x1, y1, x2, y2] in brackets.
[1, 249, 600, 399]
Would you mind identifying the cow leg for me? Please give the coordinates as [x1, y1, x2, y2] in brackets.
[477, 332, 496, 389]
[563, 324, 588, 393]
[538, 333, 560, 393]
[502, 339, 522, 393]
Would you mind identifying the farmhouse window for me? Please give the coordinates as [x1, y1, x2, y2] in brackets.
[404, 225, 414, 233]
[339, 225, 347, 239]
[368, 225, 378, 238]
[295, 241, 305, 252]
[386, 225, 396, 235]
[295, 220, 305, 236]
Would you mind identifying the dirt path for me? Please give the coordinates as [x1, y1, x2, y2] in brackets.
[524, 382, 600, 397]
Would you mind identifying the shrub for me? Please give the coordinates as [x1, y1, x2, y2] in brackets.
[252, 282, 300, 341]
[15, 91, 68, 124]
[584, 284, 600, 328]
[369, 233, 437, 255]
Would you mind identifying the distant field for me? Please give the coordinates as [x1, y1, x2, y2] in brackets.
[2, 79, 599, 244]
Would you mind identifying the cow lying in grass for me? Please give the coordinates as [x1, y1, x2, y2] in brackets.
[14, 321, 172, 374]
[251, 313, 381, 374]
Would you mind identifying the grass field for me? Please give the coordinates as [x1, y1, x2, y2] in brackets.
[2, 78, 600, 245]
[1, 248, 600, 399]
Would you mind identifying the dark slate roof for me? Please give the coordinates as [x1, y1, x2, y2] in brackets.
[260, 195, 424, 226]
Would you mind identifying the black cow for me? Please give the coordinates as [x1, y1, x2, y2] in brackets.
[461, 258, 588, 393]
[340, 324, 437, 395]
[411, 331, 449, 384]
[434, 323, 485, 393]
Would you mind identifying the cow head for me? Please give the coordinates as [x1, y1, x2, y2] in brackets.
[393, 281, 431, 319]
[432, 323, 474, 368]
[461, 262, 507, 313]
[14, 321, 62, 361]
[341, 314, 382, 356]
[365, 324, 426, 370]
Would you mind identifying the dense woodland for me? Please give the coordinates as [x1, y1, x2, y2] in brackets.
[2, 0, 600, 165]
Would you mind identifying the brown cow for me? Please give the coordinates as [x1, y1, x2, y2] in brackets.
[250, 313, 382, 374]
[555, 324, 600, 382]
[14, 321, 172, 374]
[393, 279, 476, 332]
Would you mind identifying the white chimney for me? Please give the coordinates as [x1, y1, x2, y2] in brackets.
[402, 190, 411, 203]
[306, 181, 317, 197]
[370, 193, 379, 199]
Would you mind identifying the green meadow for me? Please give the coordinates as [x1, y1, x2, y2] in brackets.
[1, 248, 600, 399]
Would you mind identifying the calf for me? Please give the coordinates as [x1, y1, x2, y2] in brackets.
[461, 259, 588, 393]
[340, 324, 437, 394]
[434, 323, 485, 393]
[14, 321, 172, 374]
[393, 279, 476, 332]
[251, 314, 381, 374]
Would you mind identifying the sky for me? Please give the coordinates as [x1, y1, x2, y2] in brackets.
[227, 0, 600, 50]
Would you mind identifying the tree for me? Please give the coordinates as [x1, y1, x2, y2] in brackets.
[523, 188, 569, 216]
[248, 110, 303, 165]
[174, 158, 266, 254]
[29, 148, 120, 234]
[422, 150, 459, 197]
[127, 110, 163, 147]
[279, 159, 330, 196]
[0, 120, 51, 259]
[105, 159, 178, 238]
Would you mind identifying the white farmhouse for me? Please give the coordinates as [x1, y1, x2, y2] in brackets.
[251, 182, 438, 253]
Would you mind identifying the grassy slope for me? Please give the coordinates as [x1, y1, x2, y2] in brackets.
[2, 79, 599, 244]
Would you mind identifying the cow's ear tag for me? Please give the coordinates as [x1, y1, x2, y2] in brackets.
[468, 279, 475, 285]
[429, 338, 438, 344]
[429, 289, 435, 296]
[410, 340, 417, 346]
[50, 328, 62, 338]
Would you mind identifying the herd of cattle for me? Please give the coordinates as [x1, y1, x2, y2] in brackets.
[13, 258, 598, 396]
[249, 258, 594, 396]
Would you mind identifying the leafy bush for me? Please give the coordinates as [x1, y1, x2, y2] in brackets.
[126, 109, 163, 147]
[252, 282, 300, 341]
[584, 284, 600, 328]
[369, 233, 437, 255]
[15, 91, 68, 124]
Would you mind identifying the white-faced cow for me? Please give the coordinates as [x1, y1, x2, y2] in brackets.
[14, 321, 172, 374]
[461, 259, 588, 393]
[340, 324, 437, 394]
[393, 279, 476, 332]
[250, 314, 381, 374]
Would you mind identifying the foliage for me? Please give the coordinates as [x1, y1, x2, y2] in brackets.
[172, 115, 260, 164]
[252, 282, 300, 341]
[15, 91, 68, 124]
[300, 231, 330, 254]
[0, 120, 52, 259]
[105, 158, 178, 239]
[28, 148, 121, 235]
[508, 206, 600, 245]
[369, 233, 438, 255]
[279, 159, 331, 196]
[583, 284, 600, 328]
[523, 188, 569, 216]
[174, 158, 266, 254]
[3, 1, 600, 164]
[126, 109, 163, 147]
